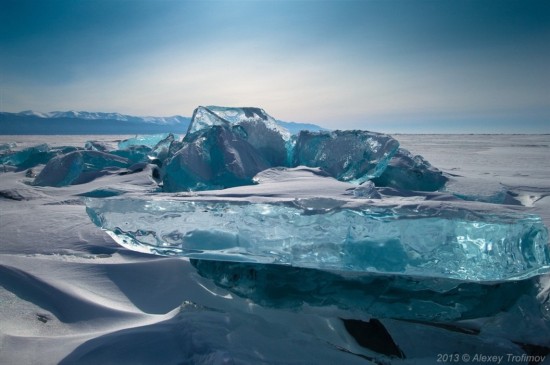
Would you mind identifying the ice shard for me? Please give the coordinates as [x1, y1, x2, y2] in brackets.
[118, 133, 172, 149]
[187, 106, 290, 166]
[162, 124, 271, 192]
[293, 130, 400, 184]
[162, 106, 293, 192]
[0, 142, 16, 152]
[350, 181, 381, 199]
[111, 145, 152, 164]
[206, 106, 291, 165]
[0, 144, 80, 170]
[85, 174, 550, 282]
[105, 134, 180, 167]
[0, 143, 48, 169]
[84, 140, 111, 152]
[372, 148, 448, 191]
[34, 150, 129, 186]
[190, 106, 290, 140]
[186, 106, 231, 135]
[148, 133, 176, 162]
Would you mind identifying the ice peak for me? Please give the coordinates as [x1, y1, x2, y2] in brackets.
[207, 106, 270, 122]
[187, 106, 291, 141]
[187, 106, 231, 136]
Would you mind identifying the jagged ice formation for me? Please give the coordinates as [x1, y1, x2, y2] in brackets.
[161, 106, 401, 191]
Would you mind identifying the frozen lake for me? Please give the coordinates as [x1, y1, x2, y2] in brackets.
[1, 134, 549, 364]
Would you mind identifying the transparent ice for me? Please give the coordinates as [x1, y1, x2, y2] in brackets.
[0, 144, 80, 170]
[86, 192, 549, 282]
[186, 106, 232, 136]
[118, 133, 172, 149]
[292, 130, 399, 184]
[189, 106, 291, 142]
[34, 150, 129, 186]
[161, 106, 401, 191]
[84, 140, 110, 152]
[372, 148, 447, 191]
[162, 106, 305, 191]
[162, 121, 271, 192]
[187, 106, 290, 166]
[111, 145, 152, 164]
[148, 133, 176, 161]
[81, 107, 549, 282]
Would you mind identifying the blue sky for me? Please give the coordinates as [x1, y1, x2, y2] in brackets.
[1, 0, 549, 133]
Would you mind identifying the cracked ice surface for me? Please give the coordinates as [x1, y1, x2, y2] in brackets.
[86, 167, 550, 282]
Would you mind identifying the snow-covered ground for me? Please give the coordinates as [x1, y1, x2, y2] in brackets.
[1, 134, 549, 364]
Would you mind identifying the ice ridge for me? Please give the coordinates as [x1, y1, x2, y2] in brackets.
[161, 106, 400, 191]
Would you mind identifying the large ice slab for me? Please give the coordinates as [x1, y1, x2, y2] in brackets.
[0, 144, 79, 170]
[293, 130, 399, 184]
[162, 106, 297, 191]
[162, 123, 271, 192]
[86, 170, 550, 282]
[186, 106, 290, 166]
[111, 145, 152, 164]
[372, 148, 448, 191]
[148, 133, 176, 162]
[118, 133, 172, 149]
[34, 150, 130, 186]
[114, 133, 180, 165]
[189, 106, 291, 141]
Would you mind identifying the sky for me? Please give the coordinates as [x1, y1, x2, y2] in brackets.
[1, 0, 549, 133]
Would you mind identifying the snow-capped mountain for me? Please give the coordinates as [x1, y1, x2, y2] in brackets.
[15, 110, 189, 125]
[17, 110, 52, 118]
[0, 110, 192, 135]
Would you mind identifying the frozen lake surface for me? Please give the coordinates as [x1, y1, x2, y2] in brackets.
[1, 134, 550, 364]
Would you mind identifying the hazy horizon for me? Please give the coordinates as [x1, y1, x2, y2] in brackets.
[1, 0, 549, 133]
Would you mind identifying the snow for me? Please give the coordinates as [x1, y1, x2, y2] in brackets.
[1, 133, 550, 364]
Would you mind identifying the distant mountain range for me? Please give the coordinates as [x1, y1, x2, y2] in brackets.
[0, 110, 326, 135]
[0, 110, 191, 135]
